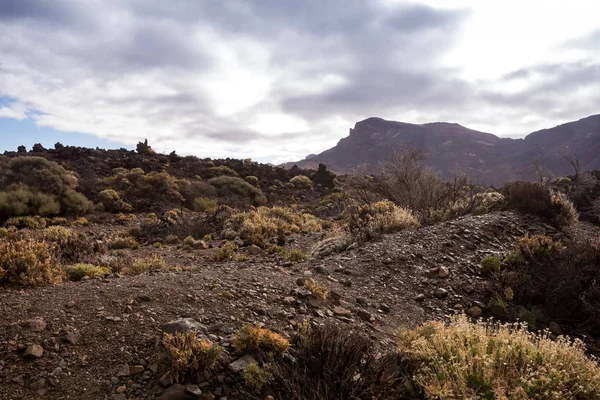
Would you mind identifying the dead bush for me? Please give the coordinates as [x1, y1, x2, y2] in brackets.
[272, 324, 412, 399]
[0, 238, 63, 285]
[159, 332, 222, 383]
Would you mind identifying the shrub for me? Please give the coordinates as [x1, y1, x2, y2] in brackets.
[108, 233, 140, 250]
[65, 263, 111, 281]
[37, 226, 96, 262]
[233, 325, 290, 355]
[193, 197, 218, 214]
[310, 230, 354, 259]
[5, 216, 47, 230]
[98, 189, 132, 212]
[208, 165, 238, 177]
[214, 241, 238, 261]
[273, 323, 410, 399]
[290, 175, 313, 190]
[304, 279, 328, 301]
[0, 238, 63, 285]
[182, 235, 195, 247]
[48, 217, 69, 226]
[115, 213, 137, 225]
[0, 157, 92, 219]
[480, 255, 501, 276]
[515, 234, 562, 260]
[398, 314, 600, 399]
[347, 200, 419, 243]
[242, 363, 273, 394]
[244, 176, 259, 187]
[503, 182, 578, 227]
[222, 207, 322, 247]
[284, 249, 307, 262]
[121, 256, 168, 276]
[209, 176, 267, 206]
[159, 332, 222, 383]
[73, 217, 91, 226]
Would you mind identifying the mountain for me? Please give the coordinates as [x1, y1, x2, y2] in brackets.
[286, 114, 600, 185]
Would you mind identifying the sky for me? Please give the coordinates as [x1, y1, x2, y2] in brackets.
[0, 0, 599, 164]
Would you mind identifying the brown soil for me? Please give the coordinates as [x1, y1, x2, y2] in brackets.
[1, 211, 598, 399]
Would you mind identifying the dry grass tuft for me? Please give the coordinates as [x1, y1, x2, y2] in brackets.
[64, 263, 111, 281]
[0, 238, 63, 285]
[233, 325, 290, 355]
[304, 279, 328, 301]
[121, 256, 167, 276]
[159, 332, 222, 383]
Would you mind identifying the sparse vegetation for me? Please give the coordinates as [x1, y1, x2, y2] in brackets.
[289, 175, 313, 190]
[481, 254, 501, 276]
[65, 263, 111, 281]
[159, 331, 222, 383]
[304, 279, 328, 301]
[193, 196, 218, 214]
[209, 176, 268, 207]
[233, 325, 290, 354]
[108, 233, 140, 250]
[0, 238, 63, 285]
[399, 314, 600, 399]
[121, 256, 168, 276]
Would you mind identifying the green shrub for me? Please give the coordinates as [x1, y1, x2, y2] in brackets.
[398, 314, 600, 399]
[284, 249, 307, 262]
[193, 197, 218, 214]
[242, 363, 273, 393]
[0, 157, 92, 219]
[208, 165, 238, 177]
[98, 189, 132, 212]
[209, 176, 267, 206]
[290, 175, 313, 190]
[108, 233, 140, 250]
[65, 263, 111, 281]
[214, 241, 238, 261]
[304, 279, 328, 301]
[244, 176, 259, 187]
[5, 216, 47, 230]
[481, 255, 501, 276]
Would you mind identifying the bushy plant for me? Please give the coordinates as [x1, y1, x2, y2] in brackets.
[4, 216, 47, 230]
[121, 256, 168, 276]
[398, 314, 600, 399]
[193, 197, 218, 214]
[480, 255, 501, 276]
[284, 249, 307, 262]
[0, 238, 63, 285]
[233, 325, 290, 354]
[0, 157, 92, 219]
[208, 165, 238, 177]
[304, 279, 328, 301]
[36, 226, 96, 262]
[209, 176, 267, 207]
[290, 175, 313, 190]
[214, 241, 238, 261]
[273, 323, 410, 399]
[108, 233, 140, 250]
[159, 332, 222, 383]
[242, 363, 273, 394]
[98, 189, 132, 212]
[347, 200, 419, 243]
[65, 263, 111, 281]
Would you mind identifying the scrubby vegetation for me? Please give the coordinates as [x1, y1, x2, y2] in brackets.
[159, 332, 223, 383]
[399, 315, 600, 399]
[233, 325, 290, 355]
[0, 238, 63, 286]
[65, 263, 111, 281]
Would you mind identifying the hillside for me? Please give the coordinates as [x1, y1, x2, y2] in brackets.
[286, 114, 600, 185]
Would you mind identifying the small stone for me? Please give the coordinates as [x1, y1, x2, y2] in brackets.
[61, 331, 81, 345]
[357, 309, 374, 322]
[356, 297, 370, 307]
[438, 266, 450, 278]
[332, 306, 352, 317]
[415, 294, 426, 302]
[467, 306, 483, 318]
[162, 318, 207, 335]
[115, 385, 127, 393]
[247, 245, 261, 255]
[549, 322, 563, 336]
[229, 354, 257, 374]
[296, 278, 307, 286]
[314, 266, 330, 275]
[330, 290, 342, 301]
[159, 372, 173, 387]
[307, 298, 322, 308]
[20, 317, 47, 332]
[157, 383, 201, 400]
[185, 384, 202, 395]
[130, 365, 144, 375]
[380, 303, 391, 313]
[116, 364, 130, 377]
[283, 296, 296, 305]
[24, 344, 44, 358]
[434, 288, 448, 299]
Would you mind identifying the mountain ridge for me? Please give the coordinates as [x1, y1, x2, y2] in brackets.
[285, 114, 600, 185]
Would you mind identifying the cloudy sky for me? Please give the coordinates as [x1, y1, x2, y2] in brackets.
[0, 0, 599, 163]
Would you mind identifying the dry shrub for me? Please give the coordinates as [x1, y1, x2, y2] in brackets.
[309, 228, 354, 259]
[4, 216, 47, 229]
[233, 325, 290, 355]
[222, 207, 322, 247]
[98, 189, 132, 212]
[214, 241, 239, 261]
[503, 182, 578, 227]
[193, 197, 218, 214]
[284, 249, 307, 262]
[347, 200, 419, 243]
[399, 314, 600, 399]
[0, 238, 63, 285]
[121, 256, 167, 276]
[64, 263, 111, 281]
[159, 332, 222, 383]
[273, 323, 411, 399]
[304, 279, 328, 301]
[36, 226, 97, 262]
[515, 234, 563, 260]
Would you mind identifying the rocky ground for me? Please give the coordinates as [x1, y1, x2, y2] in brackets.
[0, 211, 597, 400]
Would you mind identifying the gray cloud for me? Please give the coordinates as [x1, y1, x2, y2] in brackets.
[0, 1, 598, 161]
